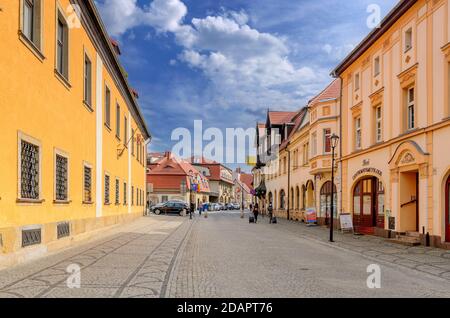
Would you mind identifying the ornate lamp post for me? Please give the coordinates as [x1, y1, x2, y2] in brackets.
[329, 134, 340, 243]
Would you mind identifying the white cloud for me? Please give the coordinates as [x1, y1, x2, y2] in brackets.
[97, 0, 331, 112]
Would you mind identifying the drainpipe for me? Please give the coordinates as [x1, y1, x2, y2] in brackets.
[287, 148, 291, 221]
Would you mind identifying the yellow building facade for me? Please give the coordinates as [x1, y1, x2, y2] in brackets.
[0, 0, 151, 263]
[333, 0, 450, 247]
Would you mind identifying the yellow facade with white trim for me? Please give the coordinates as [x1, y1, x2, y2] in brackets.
[0, 0, 150, 259]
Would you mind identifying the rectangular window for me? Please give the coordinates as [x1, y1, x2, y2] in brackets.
[55, 154, 68, 201]
[132, 129, 135, 156]
[355, 73, 360, 91]
[407, 87, 415, 130]
[374, 57, 380, 76]
[131, 186, 134, 206]
[116, 104, 120, 138]
[405, 28, 412, 52]
[20, 139, 40, 200]
[105, 86, 111, 128]
[324, 128, 332, 154]
[303, 142, 309, 165]
[22, 0, 41, 48]
[355, 117, 362, 150]
[104, 174, 110, 205]
[83, 165, 92, 203]
[84, 54, 92, 107]
[115, 178, 120, 205]
[124, 116, 128, 146]
[375, 106, 382, 143]
[124, 182, 127, 205]
[311, 132, 317, 157]
[56, 14, 69, 79]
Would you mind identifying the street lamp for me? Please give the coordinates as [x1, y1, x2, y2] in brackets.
[329, 134, 340, 243]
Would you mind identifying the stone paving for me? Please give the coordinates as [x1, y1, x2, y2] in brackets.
[0, 212, 449, 298]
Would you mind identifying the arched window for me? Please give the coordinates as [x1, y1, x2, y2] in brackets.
[280, 190, 286, 210]
[290, 187, 294, 209]
[295, 186, 300, 210]
[302, 185, 307, 209]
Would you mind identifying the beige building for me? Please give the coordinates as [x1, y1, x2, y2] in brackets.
[255, 81, 341, 225]
[332, 0, 450, 247]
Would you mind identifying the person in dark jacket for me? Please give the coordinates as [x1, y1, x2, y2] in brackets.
[268, 202, 274, 224]
[253, 202, 260, 224]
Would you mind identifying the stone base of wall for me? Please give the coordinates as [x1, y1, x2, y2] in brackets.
[0, 212, 142, 269]
[419, 234, 450, 250]
[374, 228, 392, 238]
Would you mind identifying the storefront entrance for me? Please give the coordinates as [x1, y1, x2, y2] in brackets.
[353, 177, 385, 232]
[320, 181, 337, 225]
[446, 176, 450, 242]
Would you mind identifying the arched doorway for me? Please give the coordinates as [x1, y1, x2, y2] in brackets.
[446, 176, 450, 242]
[295, 186, 300, 210]
[306, 180, 314, 208]
[280, 190, 286, 210]
[268, 192, 273, 204]
[320, 181, 337, 225]
[353, 177, 385, 230]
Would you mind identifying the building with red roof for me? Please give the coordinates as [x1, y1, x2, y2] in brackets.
[147, 152, 210, 208]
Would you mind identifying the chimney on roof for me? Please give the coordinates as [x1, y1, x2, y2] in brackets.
[164, 151, 171, 159]
[110, 38, 121, 55]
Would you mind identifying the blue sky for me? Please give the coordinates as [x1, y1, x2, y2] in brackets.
[96, 0, 398, 169]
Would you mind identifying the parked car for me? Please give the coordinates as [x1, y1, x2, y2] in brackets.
[152, 201, 189, 216]
[231, 203, 240, 210]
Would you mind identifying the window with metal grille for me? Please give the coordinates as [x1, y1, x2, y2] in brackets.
[21, 140, 40, 200]
[115, 179, 120, 205]
[55, 154, 68, 201]
[22, 228, 41, 247]
[83, 165, 92, 202]
[104, 174, 110, 204]
[57, 222, 70, 239]
[124, 182, 127, 205]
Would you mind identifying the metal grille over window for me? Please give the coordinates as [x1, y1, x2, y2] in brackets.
[55, 154, 68, 201]
[21, 140, 40, 200]
[57, 222, 70, 239]
[84, 166, 92, 202]
[115, 179, 119, 204]
[22, 228, 41, 247]
[105, 175, 110, 204]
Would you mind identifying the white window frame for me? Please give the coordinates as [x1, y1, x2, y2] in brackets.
[375, 106, 383, 143]
[17, 131, 43, 202]
[54, 148, 70, 203]
[355, 117, 362, 150]
[407, 87, 415, 130]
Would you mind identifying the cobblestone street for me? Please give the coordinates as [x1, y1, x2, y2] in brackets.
[0, 212, 449, 298]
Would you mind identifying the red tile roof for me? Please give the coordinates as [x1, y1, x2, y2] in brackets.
[268, 111, 297, 125]
[239, 173, 254, 190]
[309, 79, 341, 106]
[280, 108, 308, 150]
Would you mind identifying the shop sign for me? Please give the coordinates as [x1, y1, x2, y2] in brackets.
[352, 167, 383, 180]
[306, 208, 317, 225]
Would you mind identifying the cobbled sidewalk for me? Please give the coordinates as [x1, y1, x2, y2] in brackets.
[275, 218, 450, 281]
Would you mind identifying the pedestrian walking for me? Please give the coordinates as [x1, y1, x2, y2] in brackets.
[190, 202, 195, 219]
[253, 202, 259, 224]
[268, 202, 274, 224]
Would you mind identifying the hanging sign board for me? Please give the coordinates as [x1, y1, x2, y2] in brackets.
[340, 213, 354, 232]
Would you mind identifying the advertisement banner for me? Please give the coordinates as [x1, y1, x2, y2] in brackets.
[306, 208, 317, 225]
